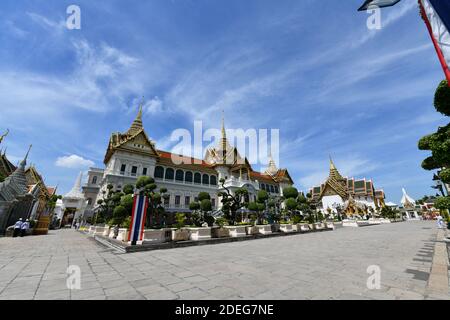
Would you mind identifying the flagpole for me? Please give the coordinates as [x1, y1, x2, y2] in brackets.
[418, 0, 450, 85]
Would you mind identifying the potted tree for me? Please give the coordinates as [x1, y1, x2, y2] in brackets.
[211, 217, 230, 238]
[171, 213, 190, 241]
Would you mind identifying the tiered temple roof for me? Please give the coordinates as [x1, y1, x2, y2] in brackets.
[0, 145, 32, 202]
[310, 157, 384, 201]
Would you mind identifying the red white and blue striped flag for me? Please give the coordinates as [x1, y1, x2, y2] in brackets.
[128, 194, 148, 245]
[419, 0, 450, 84]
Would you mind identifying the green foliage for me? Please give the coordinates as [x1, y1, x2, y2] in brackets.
[122, 216, 132, 229]
[175, 212, 186, 229]
[189, 202, 200, 211]
[247, 202, 259, 212]
[198, 192, 211, 201]
[283, 186, 298, 199]
[380, 206, 399, 220]
[439, 168, 450, 184]
[219, 182, 249, 225]
[215, 217, 228, 227]
[285, 198, 298, 211]
[434, 80, 450, 116]
[434, 197, 450, 211]
[418, 81, 450, 182]
[120, 194, 134, 213]
[112, 205, 127, 227]
[200, 199, 212, 212]
[122, 184, 135, 195]
[136, 176, 153, 189]
[0, 174, 4, 182]
[291, 215, 302, 224]
[257, 190, 269, 203]
[297, 193, 307, 204]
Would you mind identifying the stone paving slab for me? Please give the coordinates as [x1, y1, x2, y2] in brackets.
[0, 221, 448, 300]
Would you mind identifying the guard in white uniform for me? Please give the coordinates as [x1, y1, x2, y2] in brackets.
[20, 219, 30, 237]
[13, 218, 23, 237]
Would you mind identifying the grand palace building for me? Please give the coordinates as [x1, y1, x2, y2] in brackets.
[81, 107, 294, 220]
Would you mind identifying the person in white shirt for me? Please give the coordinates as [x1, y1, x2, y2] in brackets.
[20, 219, 30, 237]
[13, 218, 23, 237]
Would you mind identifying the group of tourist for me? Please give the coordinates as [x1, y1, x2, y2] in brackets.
[12, 218, 30, 237]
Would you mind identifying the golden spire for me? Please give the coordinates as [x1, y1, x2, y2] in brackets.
[0, 129, 9, 145]
[221, 110, 227, 151]
[127, 97, 144, 135]
[329, 155, 343, 181]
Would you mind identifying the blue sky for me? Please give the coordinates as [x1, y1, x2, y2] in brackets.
[0, 0, 447, 203]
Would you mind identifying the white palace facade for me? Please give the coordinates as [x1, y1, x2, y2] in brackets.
[82, 107, 294, 216]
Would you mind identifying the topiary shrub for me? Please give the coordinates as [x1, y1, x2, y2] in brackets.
[434, 80, 450, 116]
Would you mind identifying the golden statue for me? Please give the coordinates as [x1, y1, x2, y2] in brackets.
[0, 129, 9, 144]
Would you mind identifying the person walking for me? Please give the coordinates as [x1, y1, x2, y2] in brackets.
[13, 218, 23, 237]
[20, 219, 30, 237]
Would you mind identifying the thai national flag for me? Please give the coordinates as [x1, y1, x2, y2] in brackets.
[419, 0, 450, 84]
[128, 194, 148, 245]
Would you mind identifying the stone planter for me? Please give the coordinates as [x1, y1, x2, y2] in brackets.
[255, 225, 272, 235]
[188, 227, 212, 241]
[308, 223, 314, 230]
[271, 224, 280, 233]
[279, 224, 294, 233]
[116, 228, 129, 241]
[108, 228, 115, 238]
[294, 223, 309, 232]
[368, 219, 381, 225]
[325, 222, 335, 230]
[314, 222, 326, 230]
[245, 226, 259, 235]
[224, 225, 247, 237]
[171, 229, 190, 241]
[211, 227, 230, 238]
[143, 228, 173, 243]
[94, 226, 108, 235]
[379, 218, 391, 224]
[102, 226, 111, 236]
[88, 226, 95, 234]
[342, 220, 359, 227]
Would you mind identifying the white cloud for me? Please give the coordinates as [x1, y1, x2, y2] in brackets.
[144, 96, 163, 114]
[55, 155, 94, 169]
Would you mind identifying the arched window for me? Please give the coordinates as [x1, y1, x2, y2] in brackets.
[185, 171, 193, 183]
[194, 173, 201, 184]
[92, 176, 97, 184]
[165, 168, 174, 180]
[261, 183, 265, 191]
[275, 186, 279, 194]
[270, 185, 275, 193]
[202, 174, 209, 185]
[87, 198, 92, 205]
[154, 166, 164, 179]
[265, 184, 270, 192]
[210, 176, 217, 186]
[175, 170, 184, 182]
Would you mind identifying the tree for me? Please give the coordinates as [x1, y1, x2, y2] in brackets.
[218, 178, 249, 225]
[435, 197, 450, 222]
[282, 187, 299, 199]
[418, 80, 450, 216]
[135, 176, 167, 227]
[95, 185, 121, 224]
[122, 184, 135, 195]
[188, 192, 214, 226]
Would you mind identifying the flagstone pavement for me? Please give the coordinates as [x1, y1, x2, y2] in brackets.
[0, 221, 448, 300]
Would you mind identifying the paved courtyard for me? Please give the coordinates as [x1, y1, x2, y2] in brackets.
[0, 221, 448, 300]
